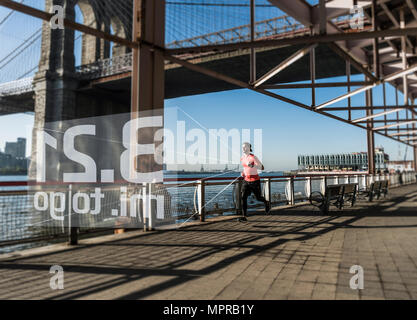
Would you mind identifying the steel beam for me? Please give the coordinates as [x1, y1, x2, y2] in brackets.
[406, 0, 417, 21]
[164, 48, 415, 147]
[267, 0, 312, 27]
[311, 37, 316, 107]
[400, 8, 409, 106]
[319, 0, 327, 35]
[316, 64, 417, 110]
[352, 108, 404, 123]
[372, 0, 380, 79]
[327, 42, 377, 82]
[381, 2, 414, 49]
[347, 61, 351, 120]
[261, 81, 373, 89]
[320, 105, 416, 111]
[253, 44, 317, 88]
[315, 84, 377, 110]
[390, 130, 417, 136]
[357, 119, 417, 123]
[166, 27, 417, 56]
[373, 120, 417, 131]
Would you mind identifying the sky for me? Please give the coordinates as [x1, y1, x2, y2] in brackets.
[165, 75, 413, 171]
[1, 75, 412, 171]
[0, 0, 415, 171]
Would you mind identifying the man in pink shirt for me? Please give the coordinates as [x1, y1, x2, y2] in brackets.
[239, 142, 270, 222]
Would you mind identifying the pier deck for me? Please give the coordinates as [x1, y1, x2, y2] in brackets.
[1, 183, 417, 300]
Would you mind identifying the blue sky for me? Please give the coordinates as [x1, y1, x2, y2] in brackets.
[0, 0, 414, 171]
[165, 75, 413, 171]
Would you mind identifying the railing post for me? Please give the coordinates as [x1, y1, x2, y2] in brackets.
[290, 177, 295, 205]
[235, 179, 242, 215]
[143, 183, 148, 232]
[305, 177, 311, 199]
[148, 183, 155, 231]
[320, 176, 326, 194]
[265, 178, 271, 203]
[68, 185, 78, 245]
[198, 180, 205, 222]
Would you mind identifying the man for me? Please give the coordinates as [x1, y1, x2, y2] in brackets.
[239, 142, 270, 222]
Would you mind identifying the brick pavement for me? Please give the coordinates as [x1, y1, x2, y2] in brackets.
[0, 183, 416, 300]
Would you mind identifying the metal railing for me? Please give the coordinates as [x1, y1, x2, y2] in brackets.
[0, 171, 416, 253]
[75, 53, 133, 80]
[74, 16, 361, 80]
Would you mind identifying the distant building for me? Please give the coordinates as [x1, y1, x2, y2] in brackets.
[387, 160, 415, 172]
[298, 148, 389, 172]
[5, 138, 26, 158]
[0, 151, 28, 170]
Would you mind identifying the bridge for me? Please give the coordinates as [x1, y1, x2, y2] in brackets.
[0, 0, 416, 165]
[0, 13, 357, 114]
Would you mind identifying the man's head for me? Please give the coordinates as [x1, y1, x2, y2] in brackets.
[242, 142, 252, 154]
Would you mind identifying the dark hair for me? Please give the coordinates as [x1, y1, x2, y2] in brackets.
[243, 142, 252, 152]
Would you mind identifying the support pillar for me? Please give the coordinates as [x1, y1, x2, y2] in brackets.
[249, 0, 256, 84]
[131, 0, 165, 175]
[29, 0, 78, 182]
[366, 76, 376, 174]
[414, 146, 417, 172]
[413, 103, 417, 171]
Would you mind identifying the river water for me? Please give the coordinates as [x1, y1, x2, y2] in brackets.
[0, 172, 317, 253]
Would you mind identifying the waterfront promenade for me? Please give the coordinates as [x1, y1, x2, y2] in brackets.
[0, 183, 416, 300]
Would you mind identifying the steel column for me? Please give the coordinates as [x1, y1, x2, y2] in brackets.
[347, 61, 351, 120]
[366, 75, 376, 174]
[400, 8, 409, 105]
[131, 0, 165, 178]
[383, 83, 387, 135]
[310, 33, 316, 107]
[372, 0, 380, 79]
[250, 0, 256, 84]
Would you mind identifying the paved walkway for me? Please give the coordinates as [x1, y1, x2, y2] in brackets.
[1, 183, 417, 300]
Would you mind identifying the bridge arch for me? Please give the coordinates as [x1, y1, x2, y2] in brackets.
[73, 0, 99, 65]
[110, 16, 129, 57]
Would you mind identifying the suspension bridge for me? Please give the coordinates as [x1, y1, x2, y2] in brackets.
[0, 10, 357, 115]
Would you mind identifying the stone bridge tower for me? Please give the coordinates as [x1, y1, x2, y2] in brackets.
[29, 0, 133, 180]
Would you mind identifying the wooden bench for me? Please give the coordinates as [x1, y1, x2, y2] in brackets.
[358, 180, 388, 202]
[309, 183, 358, 214]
